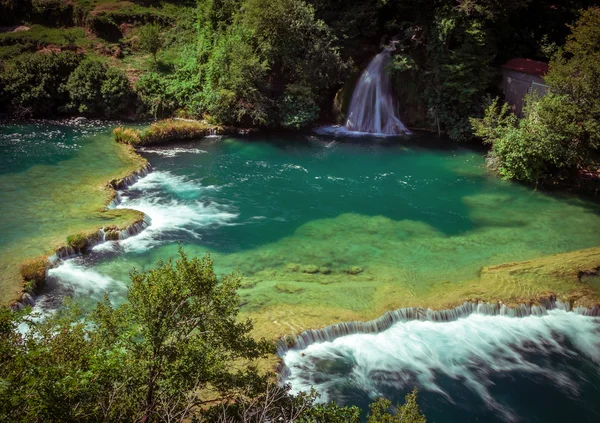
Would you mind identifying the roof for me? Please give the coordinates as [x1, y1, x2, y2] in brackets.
[502, 58, 549, 76]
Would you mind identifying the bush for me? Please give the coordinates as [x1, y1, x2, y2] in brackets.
[31, 0, 74, 26]
[0, 52, 82, 117]
[66, 59, 132, 118]
[87, 13, 122, 42]
[113, 127, 142, 145]
[135, 71, 177, 117]
[141, 119, 217, 145]
[278, 84, 320, 129]
[19, 256, 47, 285]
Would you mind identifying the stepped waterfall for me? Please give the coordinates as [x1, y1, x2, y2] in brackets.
[345, 45, 411, 135]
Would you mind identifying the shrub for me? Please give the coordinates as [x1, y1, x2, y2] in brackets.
[113, 127, 142, 145]
[87, 13, 122, 42]
[278, 84, 320, 129]
[0, 52, 82, 117]
[19, 256, 47, 285]
[140, 119, 217, 145]
[135, 72, 177, 118]
[31, 0, 74, 26]
[66, 59, 132, 118]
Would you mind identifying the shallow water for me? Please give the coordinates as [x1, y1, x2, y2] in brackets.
[4, 127, 600, 420]
[39, 132, 600, 313]
[0, 121, 142, 302]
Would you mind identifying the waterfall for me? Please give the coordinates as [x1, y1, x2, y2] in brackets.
[276, 296, 600, 355]
[345, 46, 410, 135]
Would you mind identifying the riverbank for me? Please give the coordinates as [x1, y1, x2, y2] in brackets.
[244, 245, 600, 346]
[4, 124, 600, 343]
[0, 122, 149, 306]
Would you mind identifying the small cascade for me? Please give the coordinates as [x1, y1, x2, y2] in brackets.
[117, 215, 151, 240]
[109, 163, 153, 190]
[14, 163, 154, 311]
[276, 296, 600, 355]
[345, 45, 410, 135]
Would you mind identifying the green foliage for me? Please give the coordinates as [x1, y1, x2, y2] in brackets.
[367, 389, 426, 423]
[471, 8, 600, 184]
[187, 0, 347, 127]
[0, 52, 81, 117]
[278, 84, 320, 129]
[424, 7, 496, 141]
[66, 59, 132, 118]
[138, 23, 163, 64]
[0, 248, 273, 422]
[31, 0, 74, 26]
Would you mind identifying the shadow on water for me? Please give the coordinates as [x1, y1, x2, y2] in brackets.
[134, 131, 487, 254]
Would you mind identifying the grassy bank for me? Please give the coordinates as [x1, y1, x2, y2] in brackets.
[244, 245, 600, 344]
[113, 119, 246, 146]
[0, 128, 148, 306]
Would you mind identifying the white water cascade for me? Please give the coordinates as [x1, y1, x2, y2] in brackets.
[345, 45, 411, 135]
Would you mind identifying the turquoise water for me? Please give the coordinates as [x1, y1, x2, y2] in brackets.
[41, 132, 600, 315]
[0, 121, 142, 302]
[3, 127, 600, 421]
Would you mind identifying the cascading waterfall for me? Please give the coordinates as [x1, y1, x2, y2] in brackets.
[12, 163, 153, 311]
[276, 296, 600, 355]
[345, 45, 411, 135]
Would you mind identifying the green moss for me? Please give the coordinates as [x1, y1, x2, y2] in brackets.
[274, 283, 305, 294]
[301, 264, 319, 274]
[19, 257, 47, 285]
[113, 127, 142, 145]
[345, 266, 364, 275]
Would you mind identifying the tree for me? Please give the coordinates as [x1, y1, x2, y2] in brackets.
[0, 52, 81, 117]
[0, 248, 273, 422]
[470, 7, 600, 184]
[367, 389, 427, 423]
[66, 59, 131, 117]
[139, 23, 163, 65]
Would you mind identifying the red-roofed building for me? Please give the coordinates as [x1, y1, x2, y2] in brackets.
[502, 58, 550, 116]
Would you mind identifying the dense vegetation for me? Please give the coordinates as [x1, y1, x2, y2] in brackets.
[0, 248, 427, 422]
[0, 1, 598, 178]
[0, 1, 594, 125]
[471, 8, 600, 184]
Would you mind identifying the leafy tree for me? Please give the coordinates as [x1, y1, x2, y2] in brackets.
[367, 389, 426, 423]
[193, 0, 347, 127]
[471, 7, 600, 184]
[66, 59, 132, 118]
[139, 23, 163, 65]
[0, 52, 82, 117]
[0, 249, 273, 422]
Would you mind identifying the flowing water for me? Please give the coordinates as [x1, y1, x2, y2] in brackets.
[344, 47, 410, 135]
[282, 310, 600, 422]
[2, 126, 600, 420]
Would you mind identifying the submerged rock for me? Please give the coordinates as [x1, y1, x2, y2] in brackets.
[285, 263, 301, 272]
[319, 267, 332, 275]
[302, 265, 319, 274]
[345, 266, 364, 275]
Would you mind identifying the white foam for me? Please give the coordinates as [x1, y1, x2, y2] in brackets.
[315, 125, 408, 138]
[138, 147, 207, 157]
[282, 311, 600, 420]
[47, 260, 126, 296]
[125, 170, 216, 195]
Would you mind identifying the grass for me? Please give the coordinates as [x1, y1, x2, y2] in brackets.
[113, 126, 142, 145]
[113, 120, 224, 146]
[0, 25, 88, 47]
[19, 257, 48, 285]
